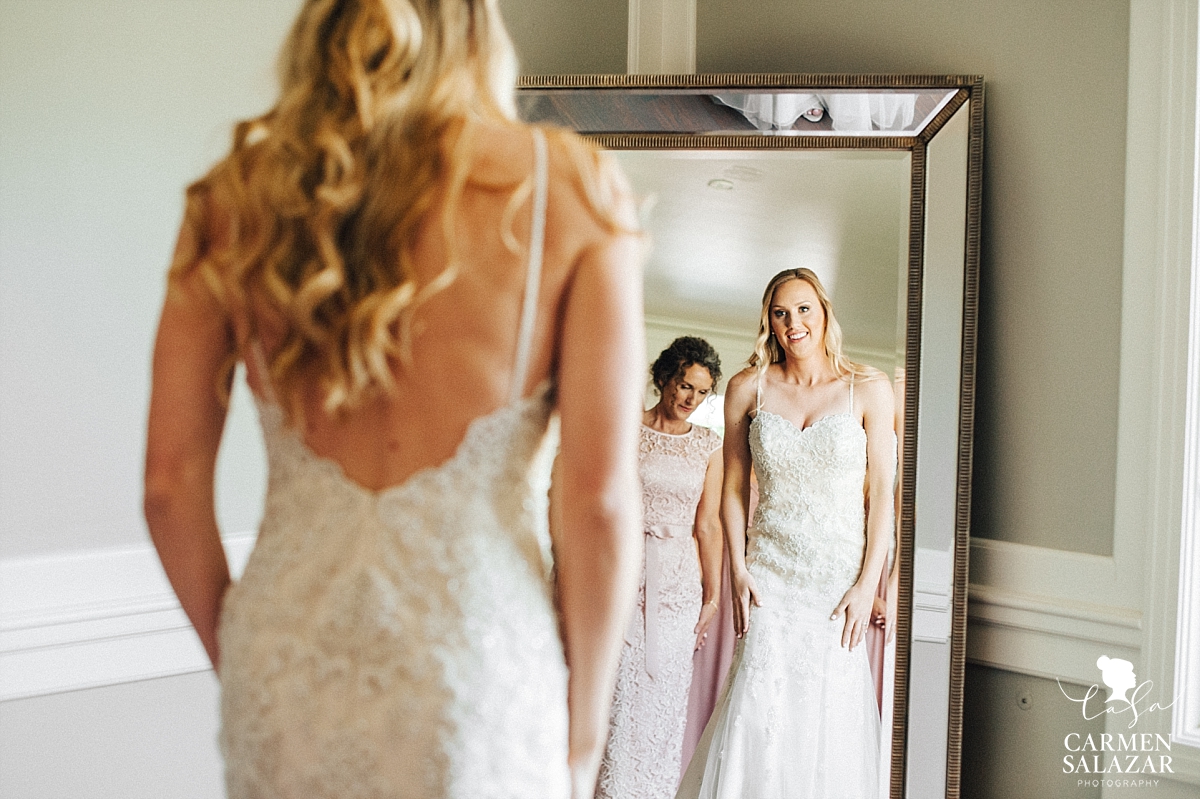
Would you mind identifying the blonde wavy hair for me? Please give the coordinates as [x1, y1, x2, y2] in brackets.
[748, 268, 880, 382]
[171, 0, 621, 420]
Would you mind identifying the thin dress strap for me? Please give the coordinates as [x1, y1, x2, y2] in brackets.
[848, 375, 855, 416]
[510, 128, 549, 404]
[755, 370, 763, 414]
[249, 338, 278, 406]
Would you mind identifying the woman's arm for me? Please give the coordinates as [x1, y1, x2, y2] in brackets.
[885, 535, 900, 642]
[144, 212, 235, 669]
[833, 376, 896, 649]
[720, 370, 760, 638]
[887, 369, 905, 642]
[692, 447, 724, 650]
[554, 220, 644, 797]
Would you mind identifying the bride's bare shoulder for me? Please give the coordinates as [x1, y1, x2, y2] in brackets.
[853, 370, 895, 415]
[469, 120, 636, 234]
[725, 368, 759, 407]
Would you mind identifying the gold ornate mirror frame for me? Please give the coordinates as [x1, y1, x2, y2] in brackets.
[518, 73, 983, 799]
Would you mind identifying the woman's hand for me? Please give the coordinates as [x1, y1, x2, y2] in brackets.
[871, 595, 887, 631]
[871, 587, 898, 643]
[731, 567, 761, 638]
[694, 599, 719, 651]
[568, 749, 603, 799]
[885, 570, 898, 643]
[833, 582, 875, 650]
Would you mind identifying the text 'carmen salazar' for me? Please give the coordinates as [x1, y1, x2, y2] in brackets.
[1062, 733, 1172, 775]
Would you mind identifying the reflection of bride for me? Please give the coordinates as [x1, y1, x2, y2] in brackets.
[678, 268, 895, 799]
[596, 338, 725, 799]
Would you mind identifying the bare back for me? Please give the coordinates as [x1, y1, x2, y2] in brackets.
[236, 122, 620, 492]
[147, 118, 646, 788]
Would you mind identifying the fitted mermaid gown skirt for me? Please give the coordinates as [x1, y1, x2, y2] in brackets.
[677, 395, 880, 799]
[218, 390, 567, 799]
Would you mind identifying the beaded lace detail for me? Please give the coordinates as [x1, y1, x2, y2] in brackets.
[595, 424, 720, 799]
[746, 410, 867, 613]
[219, 389, 567, 799]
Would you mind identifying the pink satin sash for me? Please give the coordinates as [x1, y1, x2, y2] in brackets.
[626, 523, 693, 679]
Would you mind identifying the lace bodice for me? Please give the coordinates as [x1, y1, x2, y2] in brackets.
[217, 129, 570, 799]
[639, 424, 722, 528]
[747, 407, 867, 611]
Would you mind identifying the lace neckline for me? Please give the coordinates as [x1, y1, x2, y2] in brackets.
[753, 408, 862, 438]
[256, 378, 553, 502]
[641, 422, 697, 438]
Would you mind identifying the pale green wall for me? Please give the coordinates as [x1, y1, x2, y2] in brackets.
[499, 0, 627, 74]
[961, 667, 1105, 799]
[696, 0, 1130, 556]
[0, 672, 223, 798]
[0, 0, 290, 558]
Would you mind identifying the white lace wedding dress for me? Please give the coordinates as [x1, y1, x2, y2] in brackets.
[217, 132, 570, 799]
[677, 376, 880, 799]
[595, 423, 722, 799]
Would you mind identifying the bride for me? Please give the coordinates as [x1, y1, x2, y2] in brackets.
[677, 268, 895, 799]
[143, 1, 645, 796]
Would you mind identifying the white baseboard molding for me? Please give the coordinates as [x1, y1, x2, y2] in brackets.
[0, 534, 1158, 704]
[913, 546, 952, 644]
[913, 588, 951, 644]
[967, 536, 1144, 684]
[0, 534, 254, 701]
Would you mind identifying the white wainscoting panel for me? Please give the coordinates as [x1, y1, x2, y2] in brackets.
[967, 538, 1142, 686]
[913, 547, 952, 644]
[0, 534, 254, 701]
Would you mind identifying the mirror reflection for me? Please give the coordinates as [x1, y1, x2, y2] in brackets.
[518, 88, 956, 136]
[592, 147, 911, 798]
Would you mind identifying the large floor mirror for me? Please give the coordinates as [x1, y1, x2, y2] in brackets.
[519, 74, 982, 799]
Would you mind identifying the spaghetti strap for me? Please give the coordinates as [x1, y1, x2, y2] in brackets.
[848, 375, 855, 416]
[510, 128, 549, 404]
[248, 339, 278, 406]
[755, 370, 763, 414]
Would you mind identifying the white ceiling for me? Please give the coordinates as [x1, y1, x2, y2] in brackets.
[615, 149, 911, 365]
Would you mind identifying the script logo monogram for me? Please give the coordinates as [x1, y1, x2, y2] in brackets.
[1058, 656, 1175, 783]
[1057, 656, 1173, 730]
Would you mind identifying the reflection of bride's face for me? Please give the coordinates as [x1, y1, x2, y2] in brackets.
[769, 279, 826, 360]
[659, 363, 714, 422]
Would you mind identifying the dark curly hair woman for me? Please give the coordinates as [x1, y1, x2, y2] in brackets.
[594, 336, 725, 799]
